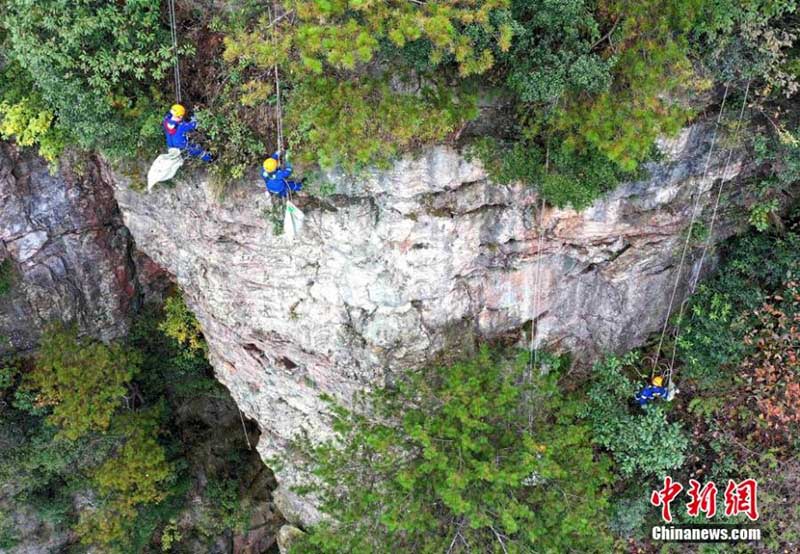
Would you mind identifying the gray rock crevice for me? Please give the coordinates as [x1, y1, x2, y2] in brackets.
[0, 144, 169, 353]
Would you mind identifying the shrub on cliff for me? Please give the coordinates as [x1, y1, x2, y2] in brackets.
[159, 293, 208, 355]
[291, 348, 614, 553]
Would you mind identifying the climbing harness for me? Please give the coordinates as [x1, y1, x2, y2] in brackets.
[651, 80, 752, 391]
[167, 0, 182, 103]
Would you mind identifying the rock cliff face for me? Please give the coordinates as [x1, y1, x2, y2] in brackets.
[110, 120, 758, 525]
[0, 145, 167, 354]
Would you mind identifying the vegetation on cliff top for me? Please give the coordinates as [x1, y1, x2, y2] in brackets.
[0, 0, 797, 206]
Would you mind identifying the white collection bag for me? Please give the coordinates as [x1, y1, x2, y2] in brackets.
[147, 148, 184, 192]
[283, 201, 305, 240]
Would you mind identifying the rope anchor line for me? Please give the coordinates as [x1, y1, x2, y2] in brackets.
[167, 0, 182, 103]
[652, 80, 752, 388]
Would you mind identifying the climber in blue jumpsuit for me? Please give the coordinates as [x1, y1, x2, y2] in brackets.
[261, 152, 302, 198]
[635, 376, 669, 407]
[162, 104, 212, 162]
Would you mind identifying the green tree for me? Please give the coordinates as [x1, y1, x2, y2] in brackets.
[1, 0, 173, 158]
[27, 326, 140, 440]
[292, 348, 613, 553]
[76, 411, 175, 550]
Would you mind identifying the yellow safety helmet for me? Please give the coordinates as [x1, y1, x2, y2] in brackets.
[652, 376, 664, 387]
[170, 104, 186, 118]
[263, 157, 278, 172]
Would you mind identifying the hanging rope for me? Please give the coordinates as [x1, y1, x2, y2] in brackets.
[529, 195, 547, 374]
[662, 80, 752, 388]
[650, 84, 730, 379]
[237, 405, 253, 450]
[527, 142, 553, 386]
[275, 64, 284, 153]
[167, 0, 182, 103]
[269, 5, 285, 154]
[651, 81, 753, 389]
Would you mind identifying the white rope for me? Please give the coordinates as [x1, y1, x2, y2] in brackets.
[689, 80, 751, 294]
[650, 84, 730, 378]
[238, 405, 253, 450]
[528, 195, 547, 374]
[275, 64, 283, 152]
[269, 5, 284, 154]
[663, 80, 751, 387]
[167, 0, 182, 103]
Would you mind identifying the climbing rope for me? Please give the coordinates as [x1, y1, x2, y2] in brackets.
[529, 195, 547, 374]
[650, 84, 730, 380]
[167, 0, 182, 103]
[269, 5, 285, 154]
[238, 405, 253, 450]
[652, 81, 752, 389]
[662, 80, 752, 388]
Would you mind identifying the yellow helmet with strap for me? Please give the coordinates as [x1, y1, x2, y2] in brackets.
[652, 376, 664, 387]
[263, 157, 278, 172]
[170, 104, 186, 118]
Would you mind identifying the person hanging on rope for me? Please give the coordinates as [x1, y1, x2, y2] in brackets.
[634, 376, 669, 408]
[262, 151, 302, 198]
[162, 104, 213, 162]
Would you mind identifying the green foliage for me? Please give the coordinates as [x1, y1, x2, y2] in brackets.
[93, 414, 174, 506]
[0, 511, 20, 549]
[662, 219, 800, 552]
[196, 104, 266, 186]
[582, 355, 688, 478]
[501, 0, 612, 104]
[752, 126, 800, 192]
[539, 142, 641, 209]
[27, 326, 140, 440]
[197, 478, 252, 538]
[1, 0, 173, 158]
[159, 293, 208, 355]
[608, 494, 651, 538]
[468, 136, 638, 209]
[0, 64, 67, 162]
[292, 348, 613, 553]
[466, 137, 543, 186]
[287, 76, 475, 170]
[0, 295, 258, 553]
[551, 0, 703, 171]
[77, 411, 176, 550]
[224, 0, 513, 78]
[749, 198, 780, 231]
[0, 258, 13, 296]
[696, 0, 799, 92]
[160, 518, 182, 552]
[676, 230, 800, 385]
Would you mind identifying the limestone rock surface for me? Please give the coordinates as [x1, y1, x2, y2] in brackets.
[110, 120, 760, 525]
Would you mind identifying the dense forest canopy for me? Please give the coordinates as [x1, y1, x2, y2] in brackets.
[0, 0, 798, 205]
